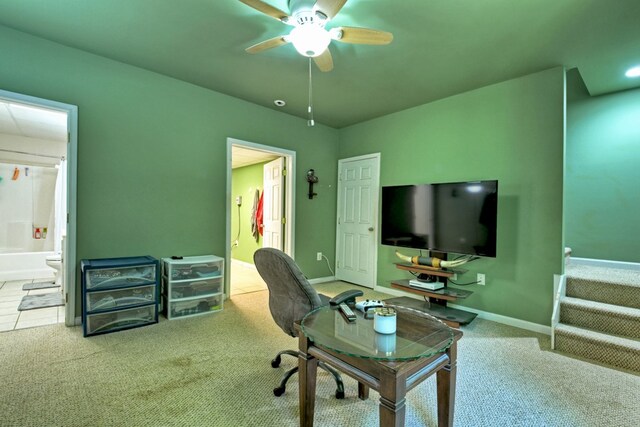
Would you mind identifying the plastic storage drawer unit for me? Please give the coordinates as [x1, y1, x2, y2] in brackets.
[162, 255, 224, 320]
[81, 256, 159, 337]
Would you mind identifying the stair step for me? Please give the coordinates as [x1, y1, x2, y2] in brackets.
[565, 264, 640, 309]
[560, 297, 640, 340]
[555, 324, 640, 372]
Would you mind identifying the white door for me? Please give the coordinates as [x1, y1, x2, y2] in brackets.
[335, 154, 380, 288]
[262, 157, 285, 250]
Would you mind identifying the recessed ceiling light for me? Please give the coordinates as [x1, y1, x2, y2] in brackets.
[625, 66, 640, 78]
[274, 100, 286, 107]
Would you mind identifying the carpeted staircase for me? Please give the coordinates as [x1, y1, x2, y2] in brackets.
[554, 262, 640, 372]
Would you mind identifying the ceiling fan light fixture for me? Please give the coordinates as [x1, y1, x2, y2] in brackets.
[625, 65, 640, 78]
[289, 24, 331, 57]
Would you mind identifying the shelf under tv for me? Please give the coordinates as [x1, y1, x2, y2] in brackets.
[389, 264, 477, 328]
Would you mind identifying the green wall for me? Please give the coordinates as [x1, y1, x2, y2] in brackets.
[566, 70, 640, 263]
[339, 67, 566, 326]
[0, 22, 573, 326]
[230, 161, 268, 264]
[0, 25, 340, 314]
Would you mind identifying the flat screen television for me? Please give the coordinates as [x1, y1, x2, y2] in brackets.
[381, 180, 498, 257]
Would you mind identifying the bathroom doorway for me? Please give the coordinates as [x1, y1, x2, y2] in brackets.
[0, 89, 78, 332]
[225, 138, 295, 297]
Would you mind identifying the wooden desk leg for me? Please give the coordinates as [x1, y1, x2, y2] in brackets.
[298, 334, 318, 427]
[436, 341, 458, 427]
[358, 382, 370, 400]
[379, 372, 407, 427]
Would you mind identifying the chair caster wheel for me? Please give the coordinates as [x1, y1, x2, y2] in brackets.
[335, 390, 345, 399]
[271, 356, 281, 368]
[273, 387, 285, 397]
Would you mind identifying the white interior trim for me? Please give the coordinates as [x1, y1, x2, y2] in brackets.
[570, 257, 640, 271]
[0, 89, 78, 327]
[551, 274, 566, 349]
[230, 259, 257, 270]
[225, 138, 296, 299]
[374, 284, 552, 335]
[308, 276, 336, 285]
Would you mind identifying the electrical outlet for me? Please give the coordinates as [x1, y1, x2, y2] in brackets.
[317, 252, 323, 261]
[477, 273, 486, 285]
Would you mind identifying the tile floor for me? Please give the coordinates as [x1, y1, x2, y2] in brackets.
[0, 277, 65, 332]
[229, 261, 267, 296]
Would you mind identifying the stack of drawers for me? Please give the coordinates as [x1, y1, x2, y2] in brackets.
[162, 255, 224, 319]
[81, 256, 159, 337]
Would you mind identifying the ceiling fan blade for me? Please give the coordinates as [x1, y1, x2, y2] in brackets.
[246, 36, 289, 54]
[239, 0, 290, 21]
[314, 0, 348, 19]
[313, 49, 334, 72]
[333, 26, 394, 45]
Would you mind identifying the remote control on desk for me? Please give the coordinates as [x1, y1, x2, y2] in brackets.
[338, 303, 357, 323]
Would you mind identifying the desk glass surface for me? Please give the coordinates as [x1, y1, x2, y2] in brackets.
[300, 305, 454, 361]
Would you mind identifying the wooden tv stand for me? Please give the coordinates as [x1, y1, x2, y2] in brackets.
[387, 263, 477, 328]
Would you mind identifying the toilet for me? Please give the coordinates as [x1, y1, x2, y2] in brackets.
[45, 235, 66, 287]
[46, 254, 63, 286]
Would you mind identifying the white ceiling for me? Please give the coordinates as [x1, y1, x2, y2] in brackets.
[232, 146, 279, 169]
[0, 99, 68, 167]
[0, 100, 68, 142]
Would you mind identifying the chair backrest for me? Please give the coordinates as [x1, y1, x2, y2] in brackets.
[253, 248, 323, 337]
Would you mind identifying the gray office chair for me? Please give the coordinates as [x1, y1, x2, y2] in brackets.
[253, 247, 345, 399]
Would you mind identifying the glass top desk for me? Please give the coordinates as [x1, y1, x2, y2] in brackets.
[297, 305, 463, 427]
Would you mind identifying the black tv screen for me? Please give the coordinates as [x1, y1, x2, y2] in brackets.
[381, 180, 498, 257]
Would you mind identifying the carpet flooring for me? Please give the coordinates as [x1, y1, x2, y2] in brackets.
[0, 281, 638, 426]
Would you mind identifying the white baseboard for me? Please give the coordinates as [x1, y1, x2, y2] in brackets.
[309, 276, 336, 285]
[570, 257, 640, 271]
[374, 284, 551, 335]
[230, 259, 256, 270]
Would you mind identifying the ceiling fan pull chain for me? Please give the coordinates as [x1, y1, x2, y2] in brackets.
[308, 57, 315, 127]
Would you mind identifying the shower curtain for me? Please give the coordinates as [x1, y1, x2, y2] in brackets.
[31, 166, 57, 249]
[54, 159, 67, 252]
[0, 162, 58, 252]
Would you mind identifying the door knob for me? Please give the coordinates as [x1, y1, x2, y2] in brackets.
[368, 227, 374, 231]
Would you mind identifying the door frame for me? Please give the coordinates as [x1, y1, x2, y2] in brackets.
[335, 152, 381, 288]
[225, 137, 296, 298]
[0, 89, 78, 326]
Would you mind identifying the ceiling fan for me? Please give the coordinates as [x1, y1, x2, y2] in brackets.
[239, 0, 394, 72]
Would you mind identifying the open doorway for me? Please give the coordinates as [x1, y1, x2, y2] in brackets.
[0, 89, 78, 332]
[225, 138, 295, 297]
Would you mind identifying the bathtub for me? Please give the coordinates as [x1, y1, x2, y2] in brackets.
[0, 251, 55, 281]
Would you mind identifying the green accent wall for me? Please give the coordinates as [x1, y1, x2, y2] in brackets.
[339, 67, 566, 326]
[0, 25, 339, 314]
[566, 70, 640, 262]
[230, 161, 268, 264]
